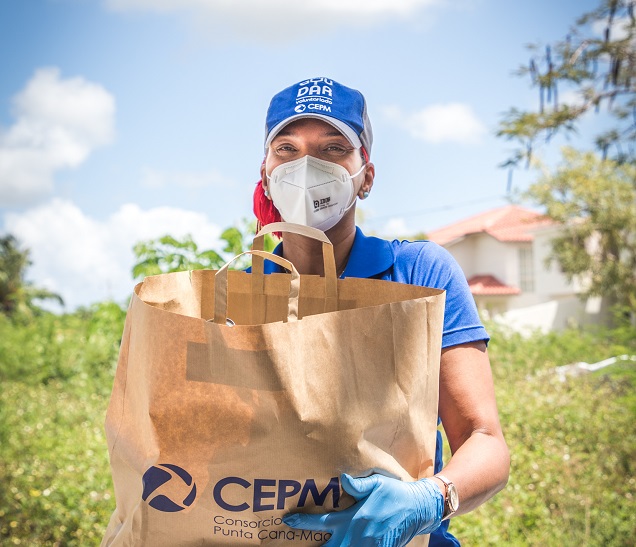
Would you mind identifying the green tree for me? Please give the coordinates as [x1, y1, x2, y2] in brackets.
[132, 219, 277, 279]
[132, 234, 225, 279]
[498, 0, 636, 321]
[528, 148, 636, 314]
[0, 235, 63, 318]
[498, 0, 636, 168]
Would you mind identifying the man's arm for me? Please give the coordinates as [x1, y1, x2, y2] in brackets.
[432, 340, 510, 515]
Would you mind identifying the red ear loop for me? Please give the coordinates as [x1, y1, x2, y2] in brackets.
[253, 157, 282, 238]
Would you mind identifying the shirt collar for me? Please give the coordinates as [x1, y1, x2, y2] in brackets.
[261, 226, 394, 279]
[342, 226, 394, 278]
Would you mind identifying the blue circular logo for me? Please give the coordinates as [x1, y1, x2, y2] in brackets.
[142, 463, 197, 512]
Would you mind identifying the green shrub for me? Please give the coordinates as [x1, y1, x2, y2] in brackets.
[448, 322, 636, 546]
[0, 302, 125, 545]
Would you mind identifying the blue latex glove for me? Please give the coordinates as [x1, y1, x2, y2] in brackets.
[283, 473, 444, 546]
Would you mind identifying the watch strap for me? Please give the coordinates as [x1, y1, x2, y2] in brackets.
[435, 474, 458, 520]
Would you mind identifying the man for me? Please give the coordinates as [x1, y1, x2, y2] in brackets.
[252, 76, 510, 546]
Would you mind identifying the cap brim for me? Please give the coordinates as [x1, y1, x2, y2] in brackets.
[265, 114, 362, 150]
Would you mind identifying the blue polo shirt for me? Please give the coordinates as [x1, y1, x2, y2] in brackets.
[256, 227, 489, 546]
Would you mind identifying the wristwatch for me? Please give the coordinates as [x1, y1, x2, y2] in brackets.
[435, 474, 459, 521]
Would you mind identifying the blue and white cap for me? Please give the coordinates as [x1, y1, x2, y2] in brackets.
[265, 77, 373, 157]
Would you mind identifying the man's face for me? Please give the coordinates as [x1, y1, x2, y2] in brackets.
[263, 118, 364, 179]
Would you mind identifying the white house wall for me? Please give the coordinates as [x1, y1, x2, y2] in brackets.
[448, 235, 543, 307]
[494, 295, 609, 335]
[475, 235, 515, 283]
[532, 226, 582, 297]
[447, 234, 515, 282]
[444, 238, 476, 276]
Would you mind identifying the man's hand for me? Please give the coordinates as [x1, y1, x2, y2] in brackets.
[283, 473, 444, 547]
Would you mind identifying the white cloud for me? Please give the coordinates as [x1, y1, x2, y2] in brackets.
[4, 199, 222, 310]
[0, 68, 115, 206]
[383, 102, 486, 144]
[140, 167, 235, 190]
[104, 0, 441, 39]
[106, 0, 438, 16]
[592, 17, 632, 41]
[381, 217, 413, 238]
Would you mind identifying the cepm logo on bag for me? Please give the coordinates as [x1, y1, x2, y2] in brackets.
[213, 476, 340, 513]
[142, 463, 197, 512]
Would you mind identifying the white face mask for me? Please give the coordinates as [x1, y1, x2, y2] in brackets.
[266, 155, 365, 232]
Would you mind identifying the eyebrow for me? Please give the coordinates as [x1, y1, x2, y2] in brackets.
[274, 128, 345, 139]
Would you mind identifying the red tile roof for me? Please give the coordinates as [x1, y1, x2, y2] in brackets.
[467, 274, 521, 296]
[428, 205, 553, 246]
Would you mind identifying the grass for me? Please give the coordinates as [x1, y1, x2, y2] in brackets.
[0, 303, 123, 546]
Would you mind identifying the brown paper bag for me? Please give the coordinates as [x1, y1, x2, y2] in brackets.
[102, 223, 445, 546]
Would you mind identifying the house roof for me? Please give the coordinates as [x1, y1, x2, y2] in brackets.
[467, 274, 521, 296]
[427, 205, 552, 246]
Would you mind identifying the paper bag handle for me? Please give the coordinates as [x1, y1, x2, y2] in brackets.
[214, 250, 300, 324]
[252, 222, 337, 312]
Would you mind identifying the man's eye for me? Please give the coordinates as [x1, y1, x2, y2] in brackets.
[325, 145, 348, 155]
[275, 145, 297, 154]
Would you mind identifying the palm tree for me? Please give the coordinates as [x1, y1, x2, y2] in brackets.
[0, 235, 63, 317]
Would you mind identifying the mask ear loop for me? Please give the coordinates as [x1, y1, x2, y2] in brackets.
[342, 162, 367, 213]
[349, 163, 366, 180]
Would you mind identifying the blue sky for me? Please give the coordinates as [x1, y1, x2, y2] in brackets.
[0, 0, 602, 309]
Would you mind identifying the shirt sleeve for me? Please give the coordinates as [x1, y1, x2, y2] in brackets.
[395, 241, 490, 348]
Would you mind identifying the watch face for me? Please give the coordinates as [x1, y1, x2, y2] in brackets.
[448, 484, 459, 512]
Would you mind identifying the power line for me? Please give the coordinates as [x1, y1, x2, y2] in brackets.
[365, 195, 508, 224]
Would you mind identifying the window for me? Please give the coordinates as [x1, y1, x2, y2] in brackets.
[519, 247, 535, 292]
